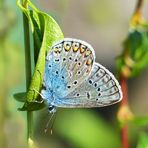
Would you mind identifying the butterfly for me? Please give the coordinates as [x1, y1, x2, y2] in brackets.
[41, 38, 122, 113]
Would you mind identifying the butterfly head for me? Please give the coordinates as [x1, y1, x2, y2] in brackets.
[48, 105, 57, 113]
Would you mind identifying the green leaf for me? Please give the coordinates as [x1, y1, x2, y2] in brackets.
[13, 92, 26, 102]
[17, 0, 64, 110]
[14, 93, 46, 111]
[137, 132, 148, 148]
[116, 27, 148, 78]
[18, 100, 46, 111]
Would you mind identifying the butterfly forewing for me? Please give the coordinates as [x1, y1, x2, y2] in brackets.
[44, 38, 95, 98]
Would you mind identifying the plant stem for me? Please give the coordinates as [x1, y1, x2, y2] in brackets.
[27, 111, 33, 140]
[134, 0, 144, 14]
[119, 1, 145, 148]
[22, 1, 31, 87]
[120, 76, 129, 148]
[120, 76, 128, 106]
[22, 0, 33, 145]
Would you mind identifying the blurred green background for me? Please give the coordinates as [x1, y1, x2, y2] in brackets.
[0, 0, 148, 148]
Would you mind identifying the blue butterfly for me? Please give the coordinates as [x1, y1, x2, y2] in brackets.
[41, 38, 122, 113]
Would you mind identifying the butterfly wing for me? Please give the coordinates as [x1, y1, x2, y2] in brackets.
[54, 62, 122, 108]
[43, 38, 95, 98]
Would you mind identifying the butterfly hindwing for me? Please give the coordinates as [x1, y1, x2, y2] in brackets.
[54, 62, 122, 107]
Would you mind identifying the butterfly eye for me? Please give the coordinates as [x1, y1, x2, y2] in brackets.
[72, 42, 79, 52]
[48, 106, 55, 112]
[80, 45, 86, 53]
[64, 42, 71, 51]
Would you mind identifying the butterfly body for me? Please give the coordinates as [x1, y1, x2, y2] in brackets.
[41, 38, 122, 113]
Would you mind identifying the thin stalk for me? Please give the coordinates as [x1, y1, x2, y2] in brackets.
[22, 1, 31, 87]
[27, 111, 33, 140]
[134, 0, 144, 14]
[120, 76, 129, 148]
[22, 0, 33, 145]
[119, 1, 145, 148]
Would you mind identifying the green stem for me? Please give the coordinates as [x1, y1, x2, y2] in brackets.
[22, 2, 31, 87]
[27, 111, 33, 140]
[22, 0, 33, 145]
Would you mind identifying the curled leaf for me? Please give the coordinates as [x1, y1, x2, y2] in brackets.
[16, 0, 64, 110]
[13, 92, 26, 102]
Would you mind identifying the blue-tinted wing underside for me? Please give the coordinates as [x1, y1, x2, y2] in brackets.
[42, 38, 95, 98]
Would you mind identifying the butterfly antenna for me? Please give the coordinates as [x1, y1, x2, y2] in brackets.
[49, 112, 57, 135]
[44, 112, 57, 134]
